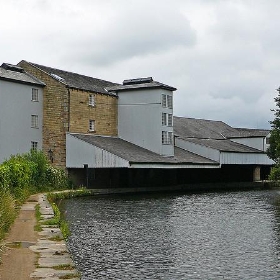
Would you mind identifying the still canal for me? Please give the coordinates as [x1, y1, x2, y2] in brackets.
[63, 189, 280, 279]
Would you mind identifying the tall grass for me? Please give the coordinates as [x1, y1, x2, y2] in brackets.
[0, 150, 71, 262]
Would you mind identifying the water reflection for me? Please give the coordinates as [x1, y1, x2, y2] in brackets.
[64, 190, 280, 279]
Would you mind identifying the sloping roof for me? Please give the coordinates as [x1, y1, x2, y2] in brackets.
[106, 77, 176, 92]
[21, 61, 118, 95]
[0, 64, 45, 87]
[173, 116, 237, 140]
[225, 127, 270, 138]
[183, 138, 264, 153]
[70, 133, 219, 165]
[173, 116, 270, 140]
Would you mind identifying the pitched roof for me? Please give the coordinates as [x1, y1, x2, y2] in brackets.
[173, 116, 270, 140]
[184, 138, 264, 153]
[70, 133, 218, 165]
[20, 61, 118, 95]
[0, 63, 45, 87]
[224, 128, 270, 138]
[173, 116, 237, 140]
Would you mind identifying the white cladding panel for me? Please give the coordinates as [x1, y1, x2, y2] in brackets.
[230, 137, 265, 151]
[66, 134, 129, 168]
[117, 88, 174, 156]
[175, 138, 220, 162]
[0, 80, 43, 163]
[220, 152, 274, 165]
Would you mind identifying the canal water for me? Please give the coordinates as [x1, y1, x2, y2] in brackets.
[64, 189, 280, 279]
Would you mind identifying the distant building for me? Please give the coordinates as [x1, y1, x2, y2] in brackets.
[0, 60, 274, 188]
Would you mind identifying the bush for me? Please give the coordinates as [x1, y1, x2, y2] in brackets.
[0, 150, 71, 253]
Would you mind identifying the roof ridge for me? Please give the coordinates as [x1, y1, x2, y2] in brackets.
[27, 61, 119, 85]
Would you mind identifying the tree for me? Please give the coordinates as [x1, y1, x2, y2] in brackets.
[267, 88, 280, 181]
[267, 87, 280, 163]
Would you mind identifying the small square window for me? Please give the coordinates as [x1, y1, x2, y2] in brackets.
[89, 120, 95, 131]
[31, 141, 38, 150]
[32, 88, 39, 101]
[162, 131, 173, 144]
[89, 94, 95, 106]
[31, 115, 38, 128]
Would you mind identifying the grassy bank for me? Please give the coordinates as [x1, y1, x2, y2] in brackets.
[0, 150, 71, 263]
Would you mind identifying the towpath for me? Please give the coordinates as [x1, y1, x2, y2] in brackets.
[0, 194, 79, 280]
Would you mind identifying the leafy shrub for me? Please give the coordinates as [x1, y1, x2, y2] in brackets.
[0, 150, 71, 251]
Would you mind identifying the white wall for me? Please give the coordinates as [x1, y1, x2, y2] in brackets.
[220, 152, 274, 165]
[117, 88, 174, 156]
[0, 80, 43, 163]
[66, 134, 129, 168]
[175, 138, 220, 162]
[230, 137, 266, 151]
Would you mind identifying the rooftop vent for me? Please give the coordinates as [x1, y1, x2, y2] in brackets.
[1, 63, 24, 73]
[50, 73, 65, 82]
[123, 77, 153, 85]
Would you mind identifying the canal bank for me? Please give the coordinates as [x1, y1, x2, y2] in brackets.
[0, 193, 80, 280]
[88, 181, 271, 195]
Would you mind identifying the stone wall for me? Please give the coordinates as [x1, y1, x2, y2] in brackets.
[69, 89, 117, 136]
[18, 61, 69, 168]
[18, 61, 118, 168]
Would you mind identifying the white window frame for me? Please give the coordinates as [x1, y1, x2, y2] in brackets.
[162, 131, 173, 145]
[167, 114, 173, 126]
[162, 113, 173, 127]
[167, 95, 173, 109]
[162, 94, 167, 108]
[31, 88, 39, 102]
[89, 120, 95, 131]
[162, 113, 167, 126]
[31, 115, 38, 128]
[89, 94, 95, 106]
[31, 141, 38, 150]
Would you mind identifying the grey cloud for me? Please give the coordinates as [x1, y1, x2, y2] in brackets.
[68, 4, 196, 66]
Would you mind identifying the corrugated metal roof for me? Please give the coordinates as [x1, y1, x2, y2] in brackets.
[0, 65, 45, 86]
[70, 133, 219, 165]
[23, 61, 118, 95]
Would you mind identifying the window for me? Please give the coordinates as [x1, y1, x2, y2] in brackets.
[162, 94, 173, 109]
[162, 131, 173, 144]
[89, 120, 95, 131]
[31, 88, 39, 101]
[162, 113, 167, 126]
[162, 113, 173, 126]
[89, 94, 95, 106]
[167, 95, 173, 109]
[31, 141, 38, 150]
[162, 94, 167, 107]
[167, 114, 173, 126]
[31, 115, 38, 128]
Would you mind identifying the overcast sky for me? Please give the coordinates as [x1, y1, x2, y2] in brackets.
[1, 0, 279, 129]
